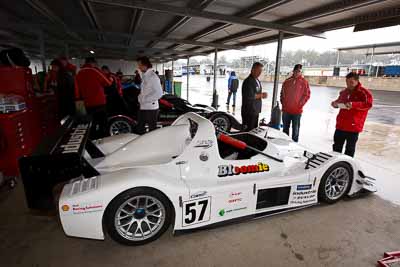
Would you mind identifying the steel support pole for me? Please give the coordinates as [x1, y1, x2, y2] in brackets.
[65, 44, 70, 58]
[212, 48, 218, 109]
[38, 29, 46, 72]
[368, 47, 374, 76]
[272, 31, 284, 111]
[171, 60, 174, 94]
[162, 64, 164, 75]
[336, 50, 340, 66]
[186, 57, 190, 100]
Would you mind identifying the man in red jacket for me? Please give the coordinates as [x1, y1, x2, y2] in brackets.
[280, 64, 311, 142]
[331, 72, 373, 157]
[75, 57, 112, 139]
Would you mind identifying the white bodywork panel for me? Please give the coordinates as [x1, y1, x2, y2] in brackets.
[59, 112, 374, 240]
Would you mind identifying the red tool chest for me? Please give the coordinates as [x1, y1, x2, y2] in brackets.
[0, 110, 32, 177]
[0, 66, 60, 177]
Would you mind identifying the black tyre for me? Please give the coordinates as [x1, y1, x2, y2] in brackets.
[210, 114, 232, 132]
[108, 117, 134, 136]
[318, 162, 353, 204]
[104, 187, 173, 246]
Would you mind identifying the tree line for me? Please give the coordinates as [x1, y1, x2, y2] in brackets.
[183, 50, 399, 68]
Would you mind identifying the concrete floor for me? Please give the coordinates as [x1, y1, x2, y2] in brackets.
[1, 184, 400, 267]
[1, 75, 400, 267]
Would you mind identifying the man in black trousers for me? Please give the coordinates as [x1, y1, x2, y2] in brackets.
[241, 62, 268, 131]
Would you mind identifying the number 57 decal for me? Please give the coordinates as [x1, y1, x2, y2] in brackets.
[182, 197, 211, 227]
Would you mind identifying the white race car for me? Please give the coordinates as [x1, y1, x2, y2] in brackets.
[20, 112, 376, 246]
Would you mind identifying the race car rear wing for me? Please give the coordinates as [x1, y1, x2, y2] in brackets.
[19, 116, 104, 211]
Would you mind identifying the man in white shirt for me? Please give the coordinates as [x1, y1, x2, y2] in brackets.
[136, 56, 163, 134]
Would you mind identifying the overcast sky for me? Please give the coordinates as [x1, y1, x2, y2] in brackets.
[186, 25, 400, 63]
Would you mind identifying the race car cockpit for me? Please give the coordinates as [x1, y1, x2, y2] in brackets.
[216, 130, 283, 162]
[217, 133, 267, 160]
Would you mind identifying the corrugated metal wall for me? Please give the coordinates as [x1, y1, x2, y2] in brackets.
[29, 59, 139, 75]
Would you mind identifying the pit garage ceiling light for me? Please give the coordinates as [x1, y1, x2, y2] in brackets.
[90, 50, 95, 54]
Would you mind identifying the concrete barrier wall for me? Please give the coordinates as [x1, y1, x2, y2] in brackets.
[326, 76, 400, 91]
[237, 70, 400, 92]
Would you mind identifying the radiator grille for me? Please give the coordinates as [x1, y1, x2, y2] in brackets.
[71, 177, 98, 195]
[307, 152, 332, 169]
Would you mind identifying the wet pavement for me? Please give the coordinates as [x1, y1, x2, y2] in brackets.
[176, 74, 400, 205]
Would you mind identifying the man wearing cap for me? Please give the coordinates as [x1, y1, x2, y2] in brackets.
[280, 64, 311, 142]
[241, 62, 268, 131]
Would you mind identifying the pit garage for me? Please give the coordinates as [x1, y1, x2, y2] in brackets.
[1, 1, 400, 266]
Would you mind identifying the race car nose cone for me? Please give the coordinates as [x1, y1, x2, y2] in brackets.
[134, 208, 146, 219]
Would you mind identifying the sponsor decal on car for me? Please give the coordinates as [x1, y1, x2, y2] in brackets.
[60, 124, 90, 154]
[228, 198, 242, 204]
[296, 184, 312, 191]
[194, 140, 213, 149]
[229, 192, 242, 198]
[218, 163, 269, 177]
[71, 202, 103, 214]
[218, 207, 247, 217]
[290, 188, 317, 205]
[190, 191, 207, 199]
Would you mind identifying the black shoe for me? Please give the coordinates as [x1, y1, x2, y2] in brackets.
[232, 105, 235, 107]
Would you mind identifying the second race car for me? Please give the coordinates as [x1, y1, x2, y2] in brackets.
[107, 93, 241, 135]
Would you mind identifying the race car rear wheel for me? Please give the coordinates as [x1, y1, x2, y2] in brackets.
[210, 114, 231, 132]
[104, 187, 173, 246]
[108, 117, 134, 136]
[318, 162, 352, 204]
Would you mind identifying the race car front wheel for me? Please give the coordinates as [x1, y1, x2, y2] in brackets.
[210, 114, 231, 132]
[108, 117, 134, 136]
[318, 162, 352, 204]
[104, 187, 173, 246]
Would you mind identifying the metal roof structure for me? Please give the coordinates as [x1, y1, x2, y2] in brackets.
[1, 0, 400, 62]
[337, 41, 400, 56]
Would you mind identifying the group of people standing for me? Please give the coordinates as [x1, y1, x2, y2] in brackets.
[46, 56, 162, 139]
[48, 53, 373, 158]
[236, 62, 373, 157]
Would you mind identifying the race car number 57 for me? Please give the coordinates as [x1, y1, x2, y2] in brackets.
[182, 197, 211, 227]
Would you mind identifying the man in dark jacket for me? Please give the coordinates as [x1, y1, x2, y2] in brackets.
[280, 64, 311, 142]
[47, 59, 75, 119]
[241, 62, 267, 131]
[331, 72, 373, 157]
[226, 71, 239, 107]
